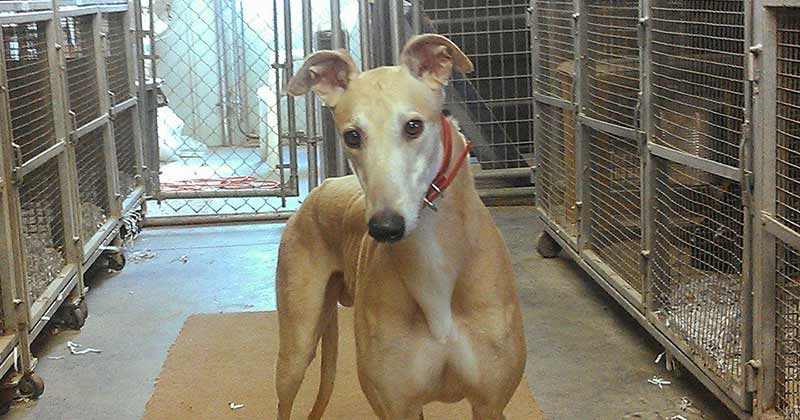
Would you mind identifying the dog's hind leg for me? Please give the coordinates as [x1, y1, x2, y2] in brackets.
[275, 237, 340, 420]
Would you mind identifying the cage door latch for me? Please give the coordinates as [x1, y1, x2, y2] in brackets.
[748, 44, 762, 82]
[744, 359, 761, 392]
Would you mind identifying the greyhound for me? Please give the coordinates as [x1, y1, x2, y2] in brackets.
[275, 34, 527, 420]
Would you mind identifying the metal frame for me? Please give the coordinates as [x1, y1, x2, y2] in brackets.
[533, 0, 762, 414]
[0, 0, 145, 396]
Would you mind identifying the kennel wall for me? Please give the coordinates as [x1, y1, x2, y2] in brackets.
[533, 0, 800, 417]
[0, 0, 144, 397]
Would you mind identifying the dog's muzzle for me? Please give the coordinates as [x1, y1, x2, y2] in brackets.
[368, 209, 405, 243]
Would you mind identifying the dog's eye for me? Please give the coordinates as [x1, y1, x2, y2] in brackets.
[405, 120, 424, 139]
[343, 129, 362, 148]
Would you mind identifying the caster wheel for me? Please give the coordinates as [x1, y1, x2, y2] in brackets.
[106, 252, 126, 271]
[78, 299, 88, 318]
[18, 373, 44, 399]
[56, 301, 88, 330]
[536, 232, 562, 258]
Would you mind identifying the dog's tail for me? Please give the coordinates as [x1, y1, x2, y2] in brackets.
[308, 290, 339, 420]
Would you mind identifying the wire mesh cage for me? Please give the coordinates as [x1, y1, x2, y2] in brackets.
[651, 161, 744, 384]
[2, 21, 57, 164]
[777, 239, 800, 419]
[535, 0, 575, 101]
[103, 12, 131, 105]
[585, 0, 640, 128]
[536, 102, 577, 237]
[587, 129, 642, 291]
[422, 0, 533, 169]
[62, 14, 101, 128]
[114, 108, 137, 199]
[777, 10, 800, 237]
[776, 10, 800, 419]
[75, 128, 110, 241]
[18, 158, 67, 306]
[650, 0, 745, 168]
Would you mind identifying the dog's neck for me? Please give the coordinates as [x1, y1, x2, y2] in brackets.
[386, 128, 480, 342]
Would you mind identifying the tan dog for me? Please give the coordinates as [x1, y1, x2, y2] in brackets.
[276, 34, 526, 420]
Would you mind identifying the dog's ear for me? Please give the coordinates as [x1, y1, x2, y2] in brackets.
[400, 34, 473, 89]
[287, 49, 358, 107]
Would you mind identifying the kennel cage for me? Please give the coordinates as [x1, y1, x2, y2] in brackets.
[533, 0, 800, 417]
[0, 0, 144, 406]
[351, 0, 536, 203]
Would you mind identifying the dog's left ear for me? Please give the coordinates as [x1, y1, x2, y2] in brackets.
[400, 34, 473, 89]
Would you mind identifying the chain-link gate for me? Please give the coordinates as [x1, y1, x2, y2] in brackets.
[144, 0, 370, 223]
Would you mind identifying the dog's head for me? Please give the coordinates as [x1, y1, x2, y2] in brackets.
[288, 34, 473, 243]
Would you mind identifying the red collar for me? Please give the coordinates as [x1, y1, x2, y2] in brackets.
[423, 114, 473, 211]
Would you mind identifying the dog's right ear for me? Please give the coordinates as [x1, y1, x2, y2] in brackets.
[287, 50, 358, 107]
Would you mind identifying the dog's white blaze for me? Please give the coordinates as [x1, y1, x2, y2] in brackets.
[401, 225, 456, 342]
[351, 107, 443, 237]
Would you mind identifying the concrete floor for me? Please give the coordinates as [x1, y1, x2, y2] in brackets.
[8, 207, 735, 420]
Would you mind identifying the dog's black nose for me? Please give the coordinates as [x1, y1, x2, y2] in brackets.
[368, 209, 405, 243]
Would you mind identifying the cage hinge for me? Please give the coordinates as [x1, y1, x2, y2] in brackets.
[748, 44, 762, 82]
[744, 359, 761, 392]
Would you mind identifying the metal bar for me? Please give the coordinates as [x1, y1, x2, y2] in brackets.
[302, 0, 319, 189]
[331, 0, 343, 49]
[429, 14, 528, 27]
[577, 114, 638, 141]
[752, 3, 777, 413]
[283, 0, 299, 191]
[213, 0, 229, 147]
[95, 4, 128, 14]
[28, 267, 78, 338]
[358, 0, 371, 69]
[125, 5, 146, 188]
[57, 6, 102, 18]
[761, 0, 800, 6]
[16, 141, 66, 179]
[142, 211, 294, 227]
[640, 0, 655, 314]
[388, 0, 403, 64]
[73, 113, 110, 140]
[272, 0, 286, 207]
[575, 0, 591, 253]
[0, 1, 51, 13]
[110, 96, 136, 115]
[159, 188, 296, 200]
[533, 93, 572, 110]
[82, 219, 118, 266]
[739, 0, 755, 406]
[763, 214, 800, 256]
[411, 0, 421, 35]
[330, 0, 347, 176]
[0, 10, 53, 25]
[81, 219, 119, 264]
[531, 0, 542, 212]
[0, 20, 22, 339]
[536, 209, 753, 419]
[121, 185, 145, 215]
[648, 143, 742, 182]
